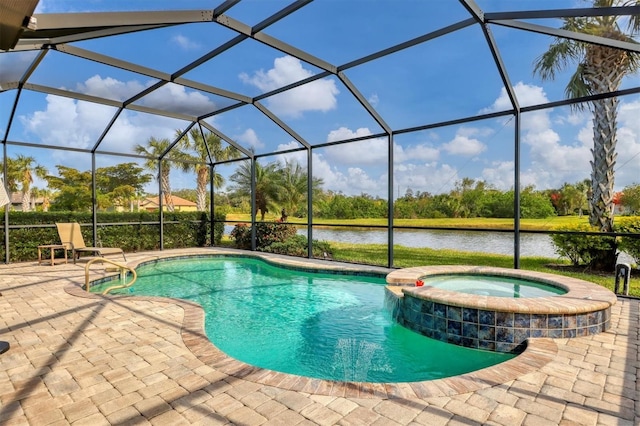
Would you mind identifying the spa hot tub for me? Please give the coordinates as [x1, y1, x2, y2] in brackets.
[385, 265, 617, 353]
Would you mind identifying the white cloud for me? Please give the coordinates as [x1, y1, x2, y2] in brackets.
[0, 51, 39, 86]
[333, 138, 385, 165]
[481, 161, 514, 190]
[323, 127, 388, 165]
[76, 75, 145, 101]
[556, 110, 588, 126]
[19, 94, 115, 149]
[16, 92, 187, 177]
[614, 99, 640, 188]
[368, 93, 379, 107]
[171, 34, 201, 51]
[441, 128, 486, 156]
[326, 126, 372, 142]
[395, 162, 460, 195]
[236, 128, 263, 149]
[273, 141, 306, 166]
[271, 138, 387, 196]
[77, 77, 216, 116]
[270, 147, 355, 195]
[240, 55, 339, 118]
[456, 126, 494, 138]
[481, 81, 593, 190]
[394, 143, 439, 163]
[19, 89, 189, 158]
[259, 66, 638, 197]
[312, 126, 451, 196]
[325, 126, 441, 166]
[240, 56, 310, 91]
[345, 167, 382, 193]
[563, 99, 640, 190]
[276, 140, 300, 152]
[483, 82, 549, 112]
[521, 124, 591, 189]
[138, 83, 216, 116]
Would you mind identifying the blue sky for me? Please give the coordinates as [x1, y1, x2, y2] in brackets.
[2, 0, 640, 199]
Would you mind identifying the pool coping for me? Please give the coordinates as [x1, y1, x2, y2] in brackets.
[65, 250, 560, 399]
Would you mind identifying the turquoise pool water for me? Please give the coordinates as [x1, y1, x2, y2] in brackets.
[99, 256, 514, 383]
[423, 274, 567, 298]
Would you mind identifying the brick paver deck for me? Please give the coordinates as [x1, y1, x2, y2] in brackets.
[1, 248, 638, 425]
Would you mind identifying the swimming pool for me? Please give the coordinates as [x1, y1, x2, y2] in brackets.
[94, 256, 514, 383]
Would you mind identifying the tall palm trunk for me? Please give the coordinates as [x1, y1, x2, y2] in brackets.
[196, 166, 208, 211]
[22, 189, 31, 212]
[160, 168, 174, 212]
[587, 96, 618, 232]
[583, 40, 627, 233]
[581, 39, 628, 270]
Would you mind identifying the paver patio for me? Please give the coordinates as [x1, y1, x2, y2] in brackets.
[0, 248, 638, 425]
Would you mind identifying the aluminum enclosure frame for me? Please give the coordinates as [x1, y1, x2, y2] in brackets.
[1, 0, 639, 267]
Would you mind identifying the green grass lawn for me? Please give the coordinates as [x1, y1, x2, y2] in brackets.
[225, 213, 589, 230]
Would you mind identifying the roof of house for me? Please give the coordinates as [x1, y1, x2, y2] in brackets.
[141, 195, 197, 207]
[10, 193, 44, 204]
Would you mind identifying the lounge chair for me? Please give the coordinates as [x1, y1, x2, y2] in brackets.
[55, 222, 126, 264]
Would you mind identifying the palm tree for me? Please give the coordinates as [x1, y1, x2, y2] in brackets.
[178, 128, 241, 211]
[23, 186, 53, 212]
[533, 0, 640, 233]
[229, 160, 280, 221]
[278, 160, 324, 217]
[575, 178, 591, 217]
[134, 137, 185, 212]
[4, 155, 48, 212]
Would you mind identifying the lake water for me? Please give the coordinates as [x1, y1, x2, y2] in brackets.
[224, 225, 634, 262]
[307, 228, 556, 258]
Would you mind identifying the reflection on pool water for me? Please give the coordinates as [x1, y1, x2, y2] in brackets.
[422, 274, 567, 298]
[95, 256, 514, 383]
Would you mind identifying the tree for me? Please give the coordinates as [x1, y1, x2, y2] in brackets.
[620, 183, 640, 214]
[453, 178, 491, 218]
[29, 186, 52, 211]
[557, 182, 585, 215]
[575, 178, 591, 216]
[533, 1, 640, 232]
[45, 164, 152, 211]
[2, 155, 48, 212]
[229, 160, 280, 221]
[46, 166, 93, 211]
[134, 136, 187, 212]
[277, 160, 323, 217]
[97, 163, 152, 211]
[179, 128, 241, 211]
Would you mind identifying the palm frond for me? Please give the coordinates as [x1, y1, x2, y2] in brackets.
[622, 0, 640, 33]
[565, 64, 591, 107]
[533, 38, 583, 81]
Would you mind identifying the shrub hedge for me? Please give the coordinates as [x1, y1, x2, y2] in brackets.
[551, 218, 640, 270]
[230, 222, 334, 258]
[617, 219, 640, 265]
[0, 211, 225, 263]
